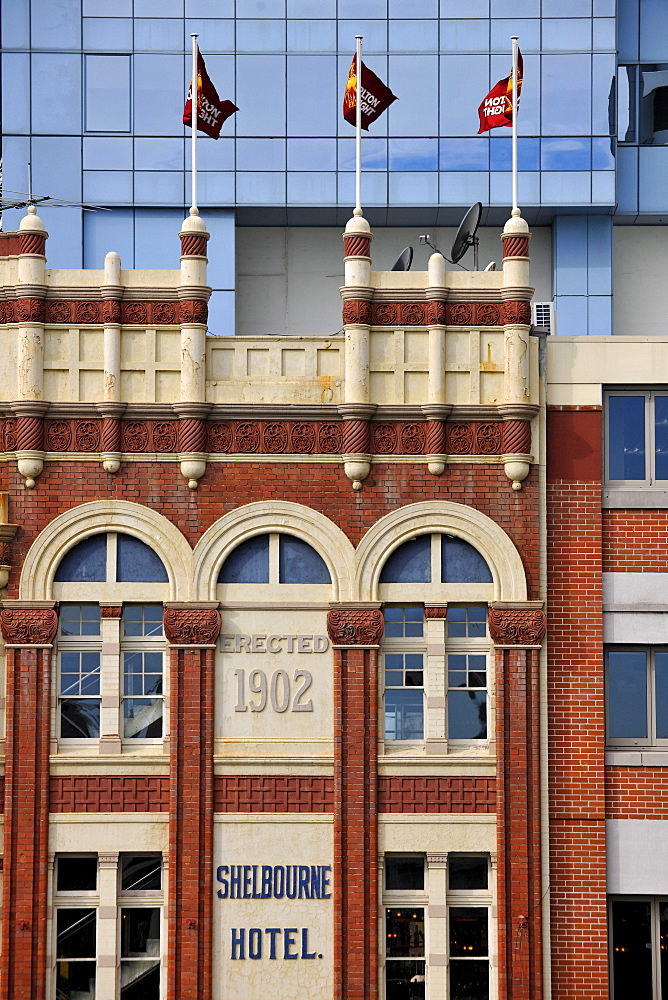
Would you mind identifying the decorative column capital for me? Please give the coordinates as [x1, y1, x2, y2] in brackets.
[100, 604, 123, 619]
[163, 604, 221, 646]
[488, 605, 546, 646]
[0, 606, 58, 645]
[425, 605, 448, 619]
[327, 606, 384, 646]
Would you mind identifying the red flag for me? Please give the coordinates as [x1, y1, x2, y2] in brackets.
[477, 51, 523, 133]
[183, 51, 238, 140]
[342, 54, 397, 131]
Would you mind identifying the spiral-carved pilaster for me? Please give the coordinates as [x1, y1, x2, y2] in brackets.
[343, 234, 372, 259]
[502, 234, 530, 259]
[180, 233, 209, 258]
[15, 415, 44, 452]
[425, 419, 446, 455]
[101, 416, 122, 454]
[18, 232, 47, 256]
[502, 419, 532, 455]
[343, 419, 371, 455]
[178, 417, 207, 454]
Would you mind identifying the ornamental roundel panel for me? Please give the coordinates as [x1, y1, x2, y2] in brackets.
[152, 421, 178, 452]
[122, 421, 149, 453]
[46, 420, 72, 451]
[75, 420, 101, 452]
[476, 423, 502, 454]
[235, 422, 260, 453]
[208, 422, 233, 454]
[373, 424, 397, 455]
[318, 423, 343, 454]
[291, 423, 316, 453]
[400, 424, 425, 454]
[263, 422, 288, 454]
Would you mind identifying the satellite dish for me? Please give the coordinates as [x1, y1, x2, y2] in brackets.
[451, 202, 482, 269]
[391, 246, 413, 271]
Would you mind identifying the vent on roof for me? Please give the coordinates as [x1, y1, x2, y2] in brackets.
[532, 301, 555, 335]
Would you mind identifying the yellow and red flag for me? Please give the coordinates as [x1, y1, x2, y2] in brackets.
[477, 51, 523, 133]
[342, 54, 397, 130]
[183, 51, 238, 140]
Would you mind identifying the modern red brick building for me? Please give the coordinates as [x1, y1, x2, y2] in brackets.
[0, 202, 660, 999]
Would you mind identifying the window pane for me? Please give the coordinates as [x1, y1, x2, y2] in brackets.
[58, 857, 98, 892]
[449, 856, 488, 890]
[654, 397, 668, 480]
[218, 535, 270, 583]
[117, 534, 168, 583]
[611, 900, 653, 999]
[608, 395, 646, 480]
[383, 606, 424, 638]
[123, 605, 164, 637]
[386, 857, 424, 891]
[57, 961, 96, 1000]
[121, 907, 161, 957]
[607, 650, 648, 739]
[385, 960, 426, 1000]
[448, 690, 487, 740]
[56, 909, 97, 958]
[449, 907, 488, 957]
[661, 899, 668, 998]
[60, 604, 101, 636]
[380, 536, 431, 583]
[655, 653, 668, 738]
[442, 536, 492, 583]
[449, 960, 490, 1000]
[279, 535, 331, 584]
[85, 55, 131, 132]
[120, 959, 160, 999]
[386, 908, 425, 957]
[61, 700, 100, 739]
[121, 855, 162, 891]
[55, 535, 107, 582]
[385, 689, 424, 740]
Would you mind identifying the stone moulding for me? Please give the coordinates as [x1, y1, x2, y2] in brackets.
[0, 298, 208, 325]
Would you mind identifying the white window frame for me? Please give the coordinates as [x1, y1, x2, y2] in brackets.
[605, 389, 668, 488]
[605, 645, 668, 748]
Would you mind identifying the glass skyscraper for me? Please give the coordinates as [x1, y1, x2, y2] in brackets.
[2, 0, 666, 336]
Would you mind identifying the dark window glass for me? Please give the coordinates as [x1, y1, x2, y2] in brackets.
[279, 535, 331, 584]
[386, 908, 425, 957]
[385, 959, 426, 1000]
[608, 395, 646, 481]
[654, 396, 668, 480]
[385, 689, 424, 741]
[120, 907, 161, 999]
[442, 536, 492, 584]
[449, 856, 488, 890]
[60, 604, 101, 636]
[120, 855, 162, 891]
[449, 907, 488, 957]
[56, 908, 97, 958]
[447, 606, 487, 638]
[57, 857, 98, 892]
[117, 534, 168, 583]
[380, 536, 430, 583]
[386, 857, 424, 891]
[448, 654, 487, 739]
[611, 900, 653, 999]
[218, 535, 270, 583]
[55, 535, 107, 582]
[607, 650, 648, 739]
[57, 959, 97, 1000]
[60, 700, 100, 739]
[449, 959, 490, 1000]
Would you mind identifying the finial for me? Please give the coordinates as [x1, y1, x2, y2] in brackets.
[27, 204, 37, 215]
[353, 207, 363, 217]
[189, 206, 200, 216]
[511, 207, 522, 218]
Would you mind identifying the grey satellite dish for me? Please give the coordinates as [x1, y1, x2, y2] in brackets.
[451, 202, 482, 270]
[391, 246, 413, 271]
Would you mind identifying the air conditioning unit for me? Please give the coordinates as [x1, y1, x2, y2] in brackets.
[532, 301, 555, 335]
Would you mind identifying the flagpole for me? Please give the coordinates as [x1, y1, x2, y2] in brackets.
[511, 35, 519, 217]
[190, 32, 198, 215]
[355, 34, 362, 216]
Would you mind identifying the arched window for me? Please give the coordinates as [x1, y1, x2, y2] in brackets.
[55, 533, 168, 583]
[217, 533, 331, 586]
[380, 534, 492, 584]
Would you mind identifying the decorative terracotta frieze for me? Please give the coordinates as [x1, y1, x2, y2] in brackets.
[424, 606, 448, 619]
[214, 776, 334, 813]
[378, 776, 496, 813]
[354, 300, 532, 327]
[327, 608, 384, 646]
[0, 608, 58, 645]
[99, 605, 123, 619]
[447, 422, 502, 455]
[163, 607, 221, 646]
[488, 608, 547, 646]
[0, 298, 207, 326]
[50, 776, 169, 813]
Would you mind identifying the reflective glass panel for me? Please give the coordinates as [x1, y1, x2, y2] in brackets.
[123, 605, 163, 637]
[279, 535, 331, 584]
[236, 19, 285, 51]
[440, 138, 489, 171]
[655, 653, 668, 739]
[385, 960, 426, 1000]
[32, 0, 81, 48]
[57, 909, 97, 958]
[55, 535, 107, 582]
[83, 18, 133, 51]
[607, 650, 648, 739]
[288, 56, 337, 136]
[133, 55, 184, 136]
[442, 537, 492, 583]
[654, 397, 668, 480]
[383, 606, 424, 639]
[389, 138, 438, 171]
[287, 19, 336, 50]
[32, 53, 82, 135]
[608, 395, 646, 480]
[218, 535, 270, 583]
[441, 18, 489, 52]
[237, 0, 285, 14]
[120, 908, 161, 999]
[58, 857, 98, 892]
[449, 960, 490, 1000]
[388, 20, 438, 52]
[121, 855, 162, 891]
[448, 690, 487, 739]
[86, 55, 131, 132]
[134, 18, 183, 50]
[449, 907, 488, 956]
[117, 534, 168, 583]
[60, 700, 100, 739]
[60, 605, 101, 637]
[611, 900, 652, 999]
[380, 536, 430, 583]
[386, 907, 425, 956]
[385, 689, 424, 740]
[386, 857, 424, 891]
[236, 55, 286, 136]
[541, 138, 591, 170]
[542, 55, 592, 135]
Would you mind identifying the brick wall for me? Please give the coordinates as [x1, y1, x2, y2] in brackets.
[606, 767, 668, 818]
[547, 408, 608, 1000]
[603, 510, 668, 571]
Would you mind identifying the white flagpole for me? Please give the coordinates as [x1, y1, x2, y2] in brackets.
[355, 34, 363, 216]
[190, 32, 199, 215]
[511, 35, 519, 217]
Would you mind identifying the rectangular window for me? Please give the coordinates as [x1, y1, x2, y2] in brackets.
[606, 391, 668, 486]
[609, 897, 668, 1000]
[122, 606, 164, 741]
[383, 607, 425, 742]
[59, 602, 101, 740]
[53, 853, 163, 1000]
[448, 856, 491, 1000]
[606, 647, 668, 746]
